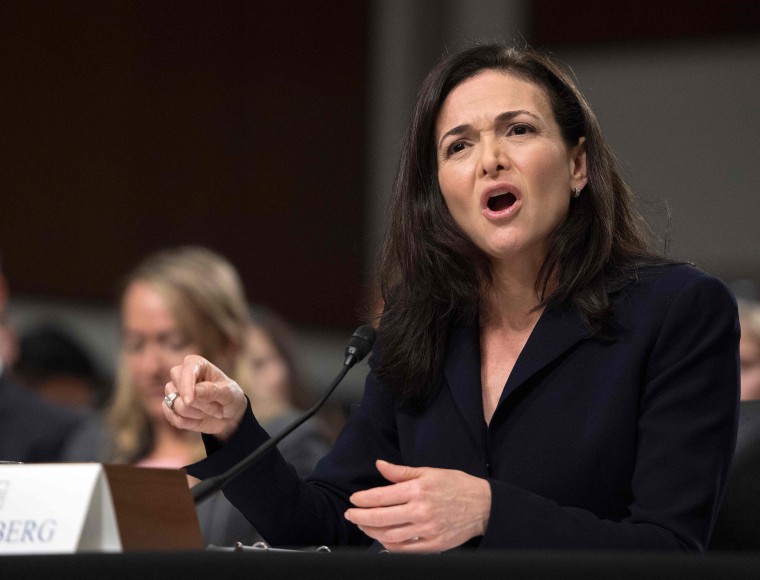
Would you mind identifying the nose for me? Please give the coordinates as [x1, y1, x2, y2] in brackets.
[133, 343, 167, 380]
[479, 136, 508, 177]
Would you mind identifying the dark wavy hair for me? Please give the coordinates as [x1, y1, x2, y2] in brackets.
[374, 43, 663, 404]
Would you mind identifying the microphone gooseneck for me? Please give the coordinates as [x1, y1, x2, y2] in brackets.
[192, 324, 376, 504]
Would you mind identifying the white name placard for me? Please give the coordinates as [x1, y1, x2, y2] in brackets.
[0, 463, 121, 554]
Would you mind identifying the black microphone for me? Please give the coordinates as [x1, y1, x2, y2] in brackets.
[342, 324, 376, 366]
[192, 324, 377, 504]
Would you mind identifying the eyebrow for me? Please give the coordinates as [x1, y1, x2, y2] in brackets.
[437, 109, 540, 150]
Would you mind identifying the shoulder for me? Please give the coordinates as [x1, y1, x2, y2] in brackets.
[0, 372, 87, 426]
[617, 263, 737, 312]
[604, 263, 739, 356]
[59, 414, 113, 462]
[631, 262, 731, 293]
[0, 373, 94, 461]
[609, 263, 740, 379]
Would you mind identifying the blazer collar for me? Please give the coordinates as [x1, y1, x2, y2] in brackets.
[501, 302, 590, 402]
[443, 302, 590, 434]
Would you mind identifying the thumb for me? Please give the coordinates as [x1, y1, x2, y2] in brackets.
[375, 459, 422, 483]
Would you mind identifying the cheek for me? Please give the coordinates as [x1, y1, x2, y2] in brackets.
[260, 362, 289, 391]
[532, 149, 572, 192]
[271, 364, 290, 391]
[124, 354, 148, 383]
[438, 170, 471, 222]
[528, 153, 573, 220]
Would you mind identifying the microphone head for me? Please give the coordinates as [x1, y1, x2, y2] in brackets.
[344, 325, 377, 366]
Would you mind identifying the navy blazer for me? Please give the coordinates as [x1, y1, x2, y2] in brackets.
[189, 264, 739, 552]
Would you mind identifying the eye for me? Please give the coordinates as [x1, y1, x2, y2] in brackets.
[160, 332, 190, 352]
[122, 335, 144, 354]
[251, 354, 277, 373]
[508, 123, 535, 136]
[445, 140, 467, 157]
[166, 338, 190, 352]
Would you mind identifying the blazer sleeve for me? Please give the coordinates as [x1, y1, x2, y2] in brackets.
[186, 369, 399, 547]
[480, 272, 740, 552]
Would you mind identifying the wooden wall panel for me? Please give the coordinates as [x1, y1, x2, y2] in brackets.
[0, 2, 369, 330]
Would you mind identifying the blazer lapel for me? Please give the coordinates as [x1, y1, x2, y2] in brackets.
[441, 303, 590, 439]
[499, 303, 590, 405]
[443, 320, 487, 445]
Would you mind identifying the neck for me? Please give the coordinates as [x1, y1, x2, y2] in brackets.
[149, 417, 199, 459]
[482, 255, 552, 331]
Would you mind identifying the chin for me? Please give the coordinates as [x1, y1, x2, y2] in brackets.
[142, 398, 167, 424]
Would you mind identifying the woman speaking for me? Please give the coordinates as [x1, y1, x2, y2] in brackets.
[163, 43, 739, 553]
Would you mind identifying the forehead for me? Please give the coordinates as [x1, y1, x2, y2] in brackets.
[122, 281, 177, 326]
[436, 70, 552, 133]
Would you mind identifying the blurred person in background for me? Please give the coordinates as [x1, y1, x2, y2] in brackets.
[0, 252, 96, 463]
[709, 297, 760, 550]
[246, 305, 332, 472]
[196, 305, 332, 545]
[0, 264, 17, 374]
[99, 245, 329, 546]
[738, 299, 760, 401]
[11, 322, 111, 410]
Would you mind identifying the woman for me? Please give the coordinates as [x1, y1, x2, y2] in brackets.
[165, 44, 739, 553]
[245, 306, 332, 472]
[106, 246, 328, 546]
[107, 246, 251, 468]
[738, 299, 760, 401]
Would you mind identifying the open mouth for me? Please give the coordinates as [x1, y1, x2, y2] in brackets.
[487, 192, 517, 212]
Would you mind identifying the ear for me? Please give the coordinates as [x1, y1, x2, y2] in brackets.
[569, 136, 588, 191]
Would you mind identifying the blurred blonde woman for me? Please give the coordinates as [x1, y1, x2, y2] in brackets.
[107, 246, 253, 468]
[104, 245, 329, 546]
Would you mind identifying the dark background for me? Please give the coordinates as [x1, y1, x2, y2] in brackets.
[0, 2, 369, 329]
[1, 1, 758, 334]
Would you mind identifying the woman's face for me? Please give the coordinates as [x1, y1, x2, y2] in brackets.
[435, 70, 587, 271]
[121, 281, 200, 422]
[246, 323, 290, 404]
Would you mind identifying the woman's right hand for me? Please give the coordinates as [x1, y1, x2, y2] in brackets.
[163, 354, 248, 442]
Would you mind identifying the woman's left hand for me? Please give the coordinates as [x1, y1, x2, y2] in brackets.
[344, 459, 491, 552]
